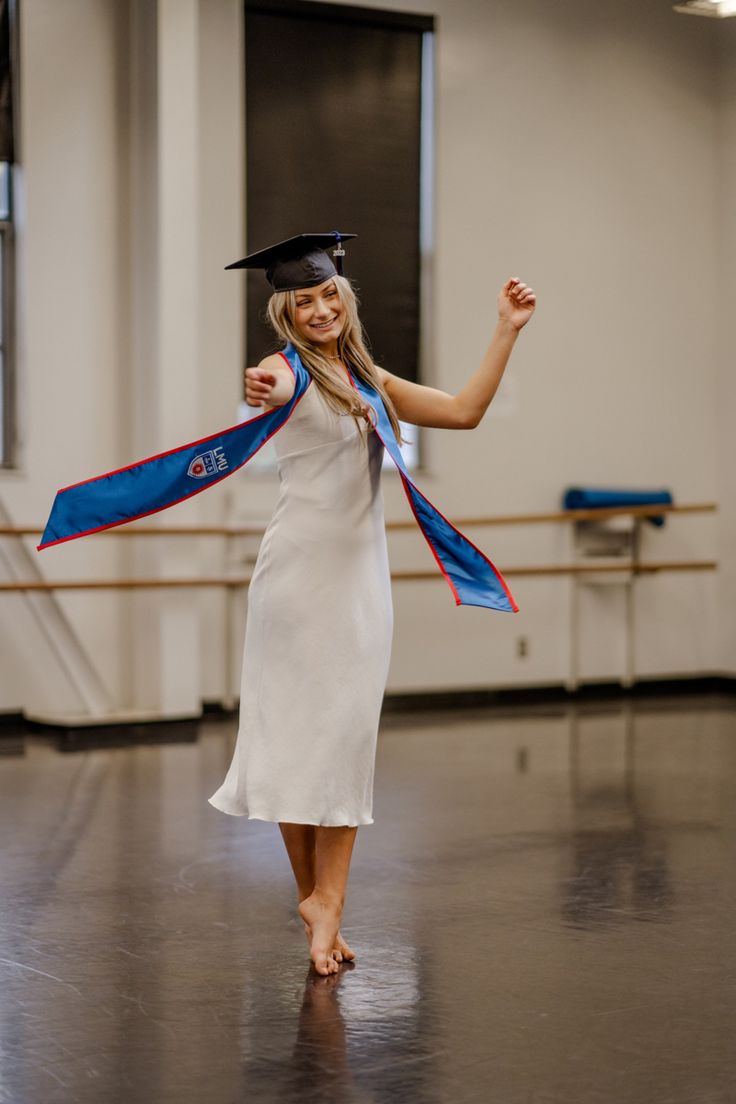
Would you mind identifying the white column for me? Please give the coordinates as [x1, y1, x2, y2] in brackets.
[121, 0, 162, 712]
[155, 0, 201, 714]
[122, 0, 244, 716]
[124, 0, 203, 717]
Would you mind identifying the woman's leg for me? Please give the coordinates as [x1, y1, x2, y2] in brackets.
[298, 825, 358, 975]
[279, 822, 356, 966]
[278, 823, 316, 900]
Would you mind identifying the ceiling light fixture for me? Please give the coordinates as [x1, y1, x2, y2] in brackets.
[673, 0, 736, 16]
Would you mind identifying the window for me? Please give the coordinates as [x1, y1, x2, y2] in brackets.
[241, 0, 434, 472]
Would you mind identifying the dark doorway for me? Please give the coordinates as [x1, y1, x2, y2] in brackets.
[243, 0, 433, 384]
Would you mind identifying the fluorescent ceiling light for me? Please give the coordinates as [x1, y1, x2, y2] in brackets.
[673, 0, 736, 16]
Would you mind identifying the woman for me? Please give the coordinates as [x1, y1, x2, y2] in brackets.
[208, 233, 536, 976]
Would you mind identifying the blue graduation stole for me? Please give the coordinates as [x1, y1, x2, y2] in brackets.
[38, 343, 518, 613]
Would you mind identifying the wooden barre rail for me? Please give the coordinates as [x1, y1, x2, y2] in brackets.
[0, 502, 717, 539]
[0, 561, 717, 591]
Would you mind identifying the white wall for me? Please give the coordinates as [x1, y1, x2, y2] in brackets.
[0, 0, 244, 715]
[0, 0, 731, 717]
[238, 0, 727, 694]
[378, 0, 723, 690]
[0, 0, 126, 714]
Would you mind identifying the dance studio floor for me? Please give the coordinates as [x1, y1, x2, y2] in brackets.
[1, 691, 734, 1103]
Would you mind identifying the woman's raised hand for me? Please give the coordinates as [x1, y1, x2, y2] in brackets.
[245, 366, 278, 407]
[498, 277, 536, 331]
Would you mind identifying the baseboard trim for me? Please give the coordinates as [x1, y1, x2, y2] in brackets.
[0, 710, 25, 731]
[2, 675, 733, 747]
[380, 674, 736, 713]
[18, 712, 200, 751]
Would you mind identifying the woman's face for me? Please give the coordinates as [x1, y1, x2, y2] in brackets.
[292, 278, 344, 346]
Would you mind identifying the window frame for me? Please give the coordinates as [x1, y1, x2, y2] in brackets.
[0, 0, 18, 470]
[0, 178, 16, 469]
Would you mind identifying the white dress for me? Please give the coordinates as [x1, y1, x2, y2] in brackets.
[208, 376, 394, 826]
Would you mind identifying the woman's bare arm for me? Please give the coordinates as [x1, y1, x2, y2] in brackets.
[245, 353, 296, 410]
[376, 277, 536, 429]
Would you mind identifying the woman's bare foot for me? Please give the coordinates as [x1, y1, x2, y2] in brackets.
[333, 930, 356, 962]
[298, 891, 344, 976]
[301, 919, 356, 963]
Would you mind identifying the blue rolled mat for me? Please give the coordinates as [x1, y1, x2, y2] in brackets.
[562, 487, 673, 528]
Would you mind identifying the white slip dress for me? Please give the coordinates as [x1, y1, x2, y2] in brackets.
[208, 375, 394, 826]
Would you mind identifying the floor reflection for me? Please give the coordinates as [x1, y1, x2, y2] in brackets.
[0, 692, 733, 1103]
[234, 927, 432, 1103]
[563, 702, 677, 927]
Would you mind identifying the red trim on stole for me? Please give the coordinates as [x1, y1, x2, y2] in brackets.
[344, 368, 519, 613]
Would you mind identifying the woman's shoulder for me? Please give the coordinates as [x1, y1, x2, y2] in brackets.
[258, 349, 297, 381]
[258, 350, 288, 370]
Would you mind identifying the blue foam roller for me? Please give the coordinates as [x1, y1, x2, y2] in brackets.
[562, 487, 673, 527]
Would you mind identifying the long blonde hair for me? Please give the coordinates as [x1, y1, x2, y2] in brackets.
[266, 274, 406, 446]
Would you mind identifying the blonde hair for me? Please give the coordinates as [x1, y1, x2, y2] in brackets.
[266, 274, 406, 446]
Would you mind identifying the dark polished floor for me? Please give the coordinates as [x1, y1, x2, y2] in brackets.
[1, 693, 734, 1104]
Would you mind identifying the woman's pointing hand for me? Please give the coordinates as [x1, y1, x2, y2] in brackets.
[245, 367, 278, 407]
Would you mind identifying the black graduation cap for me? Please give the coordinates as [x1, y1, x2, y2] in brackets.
[225, 232, 357, 292]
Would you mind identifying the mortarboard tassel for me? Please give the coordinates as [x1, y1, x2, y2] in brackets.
[331, 231, 345, 276]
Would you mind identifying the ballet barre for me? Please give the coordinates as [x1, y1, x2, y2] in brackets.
[0, 499, 716, 540]
[0, 501, 717, 706]
[0, 560, 718, 591]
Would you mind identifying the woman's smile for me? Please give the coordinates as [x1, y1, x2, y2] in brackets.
[310, 316, 338, 331]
